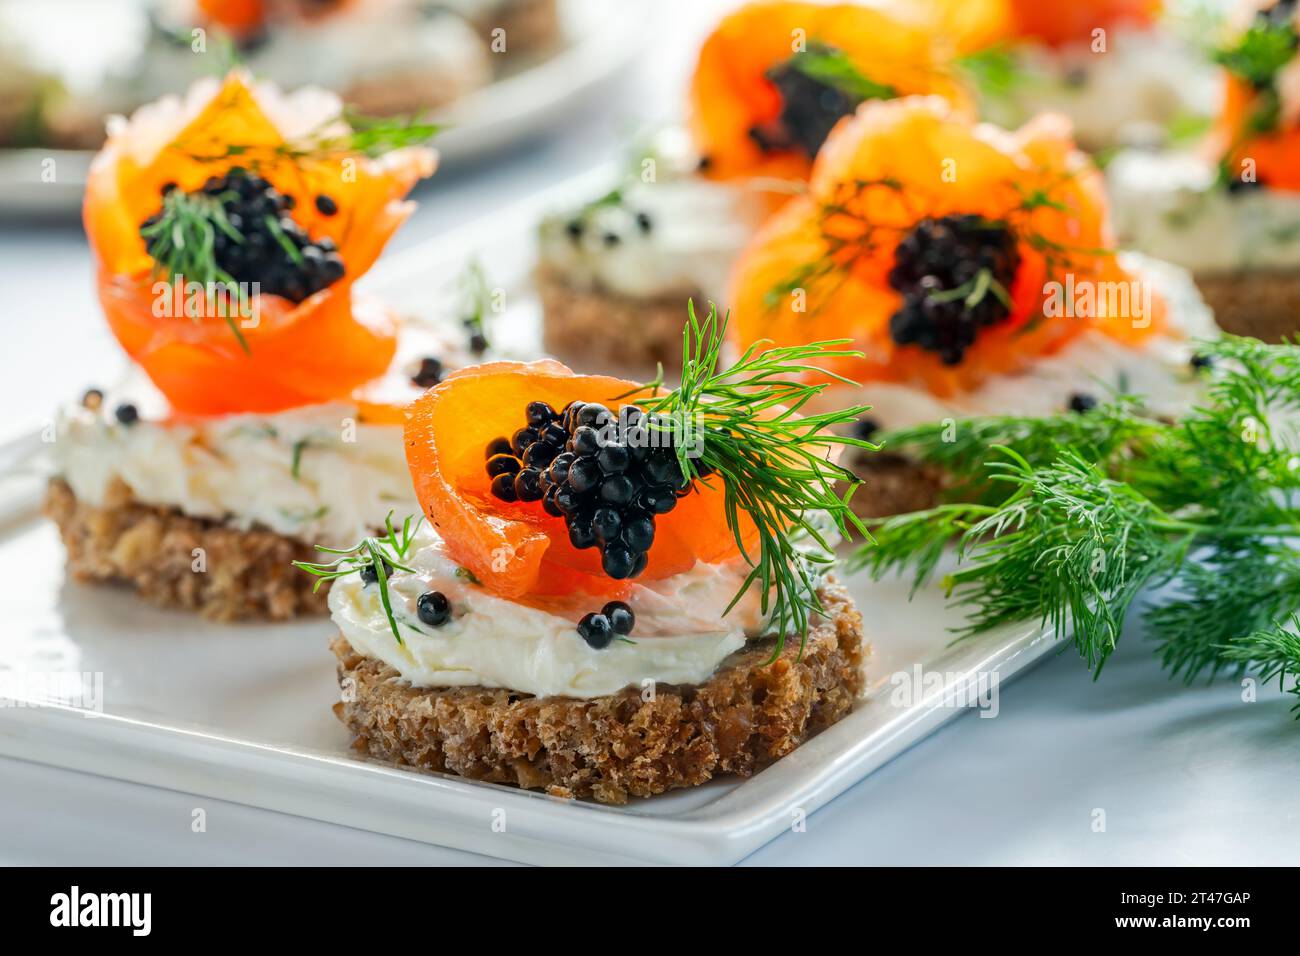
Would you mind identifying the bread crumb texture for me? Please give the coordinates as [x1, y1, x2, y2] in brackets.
[44, 477, 327, 621]
[332, 581, 867, 803]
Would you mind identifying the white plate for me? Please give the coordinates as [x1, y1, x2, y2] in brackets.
[0, 0, 648, 216]
[0, 182, 1062, 865]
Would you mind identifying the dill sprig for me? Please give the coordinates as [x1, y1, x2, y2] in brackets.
[458, 259, 493, 352]
[1222, 617, 1300, 716]
[852, 336, 1300, 714]
[1212, 11, 1298, 173]
[1214, 16, 1297, 90]
[293, 512, 424, 645]
[762, 171, 1112, 318]
[624, 302, 877, 656]
[785, 43, 897, 101]
[139, 186, 250, 354]
[955, 45, 1024, 102]
[172, 104, 440, 168]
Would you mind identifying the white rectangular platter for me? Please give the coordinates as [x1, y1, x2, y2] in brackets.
[0, 176, 1061, 865]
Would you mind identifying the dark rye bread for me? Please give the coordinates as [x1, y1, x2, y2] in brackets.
[845, 452, 946, 519]
[535, 262, 695, 377]
[44, 477, 327, 621]
[331, 581, 866, 804]
[1194, 270, 1300, 343]
[471, 0, 560, 55]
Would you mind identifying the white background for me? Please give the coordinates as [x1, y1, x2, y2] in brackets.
[0, 0, 1297, 866]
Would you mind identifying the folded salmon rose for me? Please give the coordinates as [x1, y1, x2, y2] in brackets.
[84, 70, 435, 416]
[728, 96, 1218, 517]
[1106, 0, 1300, 343]
[905, 0, 1213, 153]
[537, 0, 973, 377]
[297, 309, 874, 803]
[46, 71, 456, 621]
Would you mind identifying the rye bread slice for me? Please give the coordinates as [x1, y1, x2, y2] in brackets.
[331, 580, 866, 804]
[44, 477, 328, 621]
[1194, 270, 1300, 343]
[535, 262, 697, 377]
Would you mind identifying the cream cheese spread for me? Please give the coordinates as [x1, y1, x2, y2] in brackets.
[52, 385, 416, 548]
[329, 524, 770, 698]
[1107, 150, 1300, 274]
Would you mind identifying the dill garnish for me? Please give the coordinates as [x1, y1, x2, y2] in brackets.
[171, 102, 440, 168]
[458, 259, 493, 352]
[293, 512, 424, 645]
[624, 302, 877, 656]
[762, 172, 1117, 320]
[853, 336, 1300, 715]
[1214, 17, 1297, 90]
[140, 186, 250, 354]
[787, 43, 898, 102]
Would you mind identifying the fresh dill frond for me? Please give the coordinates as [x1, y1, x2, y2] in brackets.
[293, 511, 424, 645]
[851, 336, 1300, 715]
[140, 186, 250, 354]
[290, 438, 315, 480]
[1214, 18, 1297, 90]
[760, 168, 1111, 317]
[786, 43, 898, 101]
[334, 108, 443, 158]
[459, 259, 493, 351]
[955, 45, 1024, 101]
[624, 301, 877, 656]
[1221, 617, 1300, 715]
[170, 101, 439, 169]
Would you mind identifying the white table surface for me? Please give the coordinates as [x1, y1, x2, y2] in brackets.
[2, 0, 1298, 867]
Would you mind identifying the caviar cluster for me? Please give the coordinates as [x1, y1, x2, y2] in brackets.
[756, 47, 860, 157]
[754, 44, 860, 158]
[887, 214, 1021, 365]
[141, 168, 345, 303]
[484, 400, 695, 581]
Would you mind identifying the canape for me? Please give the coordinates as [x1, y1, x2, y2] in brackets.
[728, 96, 1218, 518]
[916, 0, 1216, 153]
[43, 72, 454, 620]
[1106, 0, 1300, 341]
[438, 0, 562, 58]
[536, 0, 971, 376]
[156, 0, 493, 117]
[28, 0, 506, 149]
[301, 309, 871, 803]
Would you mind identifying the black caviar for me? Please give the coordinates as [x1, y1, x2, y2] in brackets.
[577, 601, 636, 649]
[412, 356, 444, 388]
[360, 558, 392, 586]
[577, 611, 614, 649]
[417, 590, 451, 627]
[140, 167, 345, 303]
[887, 214, 1021, 365]
[752, 43, 863, 158]
[603, 600, 635, 636]
[1068, 392, 1098, 414]
[482, 399, 693, 581]
[852, 416, 880, 441]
